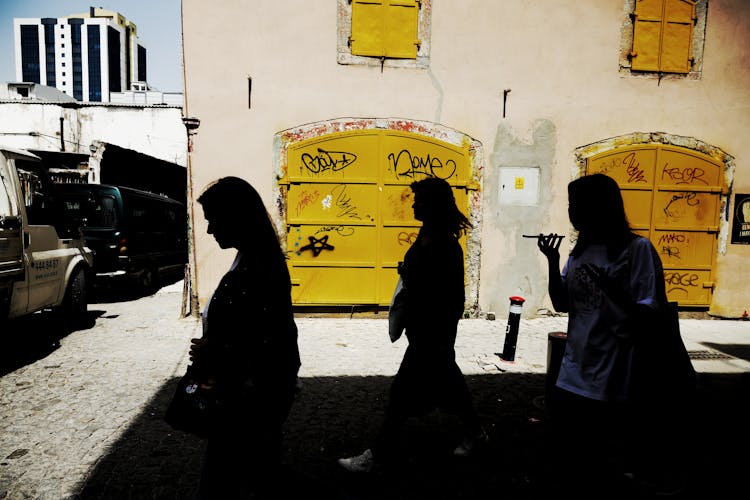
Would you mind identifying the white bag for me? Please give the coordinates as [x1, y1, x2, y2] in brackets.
[388, 277, 407, 342]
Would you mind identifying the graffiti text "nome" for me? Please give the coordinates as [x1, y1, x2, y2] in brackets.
[388, 149, 457, 180]
[301, 148, 357, 174]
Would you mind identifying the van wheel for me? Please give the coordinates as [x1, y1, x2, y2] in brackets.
[58, 268, 88, 327]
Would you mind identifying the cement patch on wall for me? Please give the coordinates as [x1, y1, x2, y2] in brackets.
[484, 119, 558, 319]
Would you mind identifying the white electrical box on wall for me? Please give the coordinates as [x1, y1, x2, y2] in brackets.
[499, 167, 540, 206]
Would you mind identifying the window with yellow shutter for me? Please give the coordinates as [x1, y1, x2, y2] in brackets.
[619, 0, 707, 78]
[338, 0, 430, 68]
[350, 0, 420, 59]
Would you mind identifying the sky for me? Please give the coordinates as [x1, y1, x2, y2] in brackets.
[0, 0, 183, 92]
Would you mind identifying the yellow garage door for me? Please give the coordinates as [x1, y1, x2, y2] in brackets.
[587, 145, 725, 306]
[283, 130, 472, 306]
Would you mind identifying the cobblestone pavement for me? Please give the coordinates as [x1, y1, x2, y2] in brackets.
[1, 282, 748, 499]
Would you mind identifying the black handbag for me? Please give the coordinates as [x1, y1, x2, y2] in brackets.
[164, 365, 226, 438]
[631, 301, 697, 405]
[618, 238, 697, 404]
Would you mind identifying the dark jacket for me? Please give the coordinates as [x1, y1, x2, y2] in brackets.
[400, 229, 465, 348]
[200, 252, 301, 397]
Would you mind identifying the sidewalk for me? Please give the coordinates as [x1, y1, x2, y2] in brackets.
[0, 282, 748, 499]
[80, 310, 750, 499]
[283, 314, 750, 499]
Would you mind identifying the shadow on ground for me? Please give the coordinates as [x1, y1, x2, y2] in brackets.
[702, 342, 750, 362]
[74, 371, 748, 499]
[90, 270, 184, 304]
[0, 273, 184, 377]
[0, 310, 100, 377]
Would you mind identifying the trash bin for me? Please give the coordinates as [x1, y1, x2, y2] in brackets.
[546, 331, 567, 401]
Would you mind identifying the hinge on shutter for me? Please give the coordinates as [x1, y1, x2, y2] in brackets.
[348, 36, 353, 48]
[689, 56, 695, 67]
[416, 0, 422, 9]
[415, 39, 421, 51]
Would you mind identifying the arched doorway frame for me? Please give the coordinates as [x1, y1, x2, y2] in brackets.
[574, 132, 735, 254]
[273, 117, 484, 315]
[574, 132, 735, 307]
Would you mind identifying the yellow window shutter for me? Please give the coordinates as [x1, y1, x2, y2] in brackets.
[631, 0, 695, 73]
[661, 0, 695, 73]
[351, 0, 419, 59]
[631, 0, 664, 72]
[383, 0, 419, 59]
[351, 0, 386, 57]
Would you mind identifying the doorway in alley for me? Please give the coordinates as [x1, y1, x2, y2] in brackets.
[584, 142, 729, 307]
[277, 123, 480, 308]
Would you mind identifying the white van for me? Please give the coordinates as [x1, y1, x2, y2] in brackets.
[0, 147, 93, 324]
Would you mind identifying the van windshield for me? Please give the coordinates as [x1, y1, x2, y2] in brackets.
[60, 193, 118, 228]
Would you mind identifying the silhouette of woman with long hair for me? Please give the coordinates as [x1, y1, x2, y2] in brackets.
[338, 177, 485, 473]
[191, 176, 301, 498]
[537, 173, 688, 496]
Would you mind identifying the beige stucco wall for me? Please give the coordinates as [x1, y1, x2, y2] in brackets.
[183, 0, 750, 318]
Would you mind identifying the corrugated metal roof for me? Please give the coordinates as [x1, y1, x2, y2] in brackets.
[0, 100, 182, 109]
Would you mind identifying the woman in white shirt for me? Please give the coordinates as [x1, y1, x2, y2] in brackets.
[537, 173, 674, 497]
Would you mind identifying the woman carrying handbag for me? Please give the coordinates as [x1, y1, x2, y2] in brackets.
[338, 177, 485, 473]
[189, 177, 301, 499]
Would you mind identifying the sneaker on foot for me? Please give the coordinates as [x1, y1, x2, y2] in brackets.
[337, 449, 374, 473]
[453, 429, 489, 457]
[623, 470, 686, 497]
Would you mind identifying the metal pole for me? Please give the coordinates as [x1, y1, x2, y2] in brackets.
[59, 117, 65, 152]
[500, 296, 525, 362]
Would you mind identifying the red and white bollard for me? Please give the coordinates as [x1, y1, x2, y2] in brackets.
[500, 296, 525, 362]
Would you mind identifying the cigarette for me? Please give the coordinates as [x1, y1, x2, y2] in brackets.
[522, 234, 565, 240]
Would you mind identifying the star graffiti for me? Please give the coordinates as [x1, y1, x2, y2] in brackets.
[298, 235, 335, 257]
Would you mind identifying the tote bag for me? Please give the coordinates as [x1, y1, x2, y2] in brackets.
[388, 278, 407, 342]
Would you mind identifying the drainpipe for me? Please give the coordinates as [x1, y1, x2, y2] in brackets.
[59, 117, 65, 152]
[182, 116, 201, 318]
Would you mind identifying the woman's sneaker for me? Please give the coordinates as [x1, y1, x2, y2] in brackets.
[453, 429, 489, 457]
[337, 449, 375, 473]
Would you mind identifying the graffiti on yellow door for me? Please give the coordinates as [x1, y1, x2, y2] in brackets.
[281, 129, 472, 306]
[587, 145, 726, 306]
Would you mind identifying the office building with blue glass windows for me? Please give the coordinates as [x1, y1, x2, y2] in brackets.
[13, 7, 147, 103]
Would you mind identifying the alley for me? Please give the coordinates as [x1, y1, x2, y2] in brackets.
[1, 282, 749, 499]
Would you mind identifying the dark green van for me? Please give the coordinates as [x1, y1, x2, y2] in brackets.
[52, 183, 187, 290]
